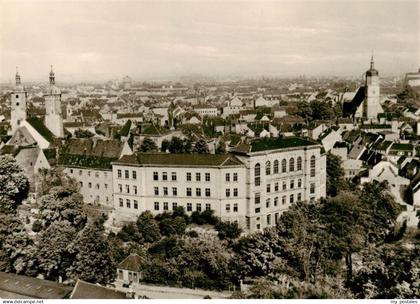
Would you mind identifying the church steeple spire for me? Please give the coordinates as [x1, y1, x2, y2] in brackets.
[370, 54, 375, 70]
[15, 67, 21, 86]
[366, 53, 378, 77]
[49, 65, 55, 85]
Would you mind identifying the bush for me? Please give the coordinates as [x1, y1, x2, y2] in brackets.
[172, 206, 190, 223]
[159, 216, 186, 236]
[201, 210, 219, 225]
[215, 221, 242, 240]
[191, 211, 206, 225]
[187, 230, 199, 238]
[191, 210, 219, 226]
[117, 223, 143, 243]
[32, 220, 43, 232]
[136, 211, 161, 243]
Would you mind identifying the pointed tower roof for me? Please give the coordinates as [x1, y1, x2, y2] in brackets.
[49, 65, 55, 85]
[14, 67, 25, 92]
[46, 65, 61, 95]
[366, 55, 379, 76]
[15, 67, 21, 85]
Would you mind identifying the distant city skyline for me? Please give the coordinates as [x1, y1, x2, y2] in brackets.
[1, 0, 419, 82]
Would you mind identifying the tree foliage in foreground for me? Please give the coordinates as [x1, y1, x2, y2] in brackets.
[326, 153, 350, 197]
[0, 155, 29, 213]
[193, 139, 209, 154]
[140, 137, 158, 152]
[66, 222, 116, 284]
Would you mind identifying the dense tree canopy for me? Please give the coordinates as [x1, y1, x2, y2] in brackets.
[0, 214, 33, 273]
[165, 136, 193, 153]
[140, 137, 158, 152]
[136, 211, 161, 243]
[0, 155, 29, 213]
[67, 222, 116, 284]
[296, 100, 335, 122]
[326, 153, 349, 196]
[36, 167, 79, 197]
[37, 221, 77, 281]
[38, 186, 87, 229]
[193, 139, 209, 154]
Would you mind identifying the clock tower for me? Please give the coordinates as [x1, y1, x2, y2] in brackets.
[11, 67, 27, 134]
[364, 56, 383, 121]
[44, 66, 64, 138]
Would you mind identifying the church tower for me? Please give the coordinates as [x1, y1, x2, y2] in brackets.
[11, 67, 28, 133]
[364, 56, 383, 121]
[44, 66, 64, 138]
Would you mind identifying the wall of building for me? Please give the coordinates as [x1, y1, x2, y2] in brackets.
[236, 145, 326, 231]
[112, 164, 248, 227]
[64, 167, 114, 207]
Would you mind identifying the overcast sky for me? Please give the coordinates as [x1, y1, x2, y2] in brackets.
[0, 0, 419, 82]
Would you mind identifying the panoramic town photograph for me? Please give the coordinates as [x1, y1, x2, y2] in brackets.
[0, 0, 419, 301]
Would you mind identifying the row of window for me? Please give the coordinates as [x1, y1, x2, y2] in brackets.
[255, 156, 316, 185]
[119, 198, 139, 209]
[265, 179, 302, 193]
[225, 188, 239, 197]
[153, 172, 214, 182]
[152, 171, 178, 181]
[225, 203, 239, 213]
[250, 213, 282, 230]
[82, 182, 109, 189]
[225, 173, 238, 182]
[117, 186, 242, 198]
[70, 169, 109, 178]
[118, 184, 138, 194]
[153, 187, 180, 196]
[255, 193, 303, 207]
[185, 187, 210, 197]
[91, 195, 110, 203]
[117, 169, 137, 180]
[153, 202, 212, 212]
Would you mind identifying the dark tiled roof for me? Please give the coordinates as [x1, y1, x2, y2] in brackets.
[360, 124, 391, 129]
[118, 254, 144, 272]
[63, 122, 90, 128]
[27, 116, 55, 142]
[43, 148, 57, 166]
[62, 138, 123, 158]
[114, 153, 243, 167]
[70, 280, 126, 299]
[0, 272, 73, 299]
[375, 140, 392, 151]
[390, 143, 414, 151]
[58, 138, 124, 169]
[342, 129, 361, 143]
[343, 86, 365, 117]
[249, 137, 318, 153]
[116, 112, 143, 119]
[272, 115, 304, 124]
[0, 145, 20, 156]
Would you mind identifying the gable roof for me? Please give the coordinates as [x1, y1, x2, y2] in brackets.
[234, 136, 319, 154]
[7, 126, 37, 147]
[0, 144, 21, 156]
[27, 116, 55, 143]
[58, 138, 124, 169]
[114, 153, 244, 168]
[343, 86, 365, 117]
[118, 254, 144, 272]
[70, 280, 126, 299]
[0, 272, 72, 299]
